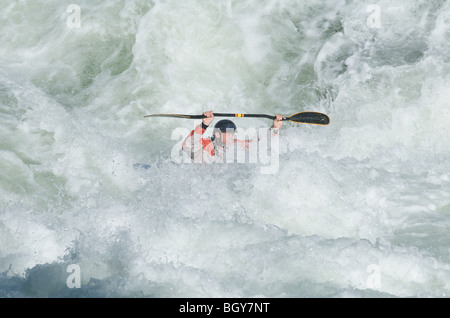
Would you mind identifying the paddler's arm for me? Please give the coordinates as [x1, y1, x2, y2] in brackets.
[181, 111, 214, 160]
[255, 114, 283, 144]
[271, 114, 283, 134]
[202, 110, 214, 127]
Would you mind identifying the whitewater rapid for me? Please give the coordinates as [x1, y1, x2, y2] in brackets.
[1, 0, 450, 297]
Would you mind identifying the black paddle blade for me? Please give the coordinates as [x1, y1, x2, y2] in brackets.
[287, 112, 330, 125]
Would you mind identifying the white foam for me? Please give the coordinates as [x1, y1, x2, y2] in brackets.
[1, 0, 450, 298]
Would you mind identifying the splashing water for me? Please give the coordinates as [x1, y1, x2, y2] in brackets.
[1, 0, 450, 297]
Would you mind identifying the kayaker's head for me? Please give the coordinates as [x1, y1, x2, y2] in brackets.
[213, 119, 236, 146]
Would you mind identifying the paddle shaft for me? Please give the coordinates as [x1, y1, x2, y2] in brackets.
[188, 113, 280, 120]
[144, 111, 330, 125]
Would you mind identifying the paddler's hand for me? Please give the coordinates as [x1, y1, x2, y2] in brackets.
[272, 114, 283, 130]
[203, 110, 214, 127]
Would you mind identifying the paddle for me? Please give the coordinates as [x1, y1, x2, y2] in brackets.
[144, 111, 330, 125]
